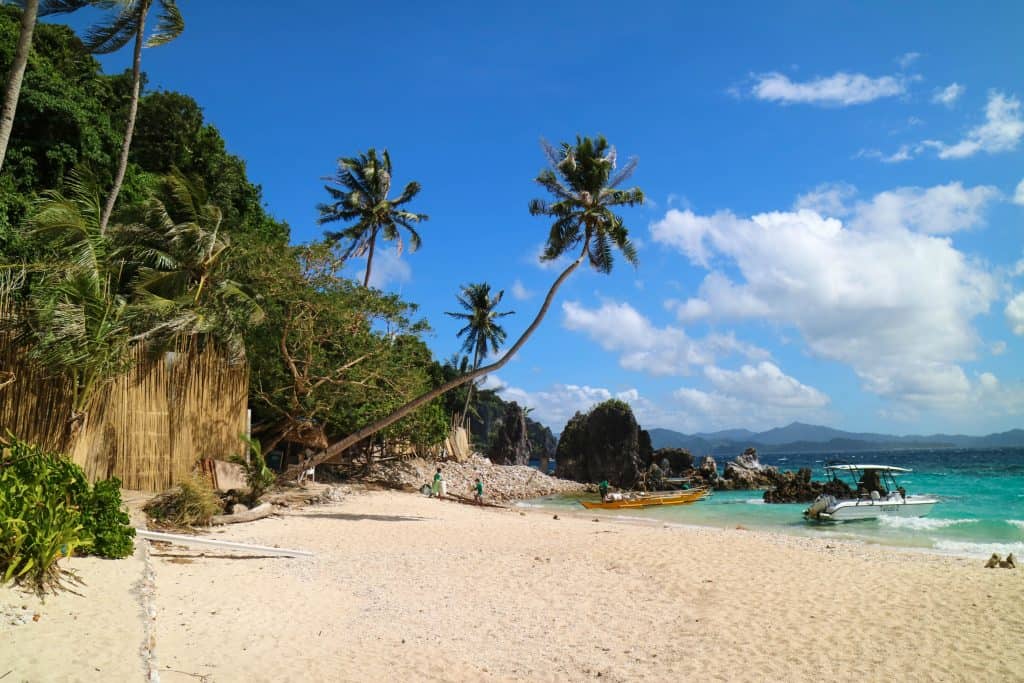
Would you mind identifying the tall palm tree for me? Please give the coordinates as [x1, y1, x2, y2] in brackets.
[317, 148, 427, 287]
[445, 282, 514, 427]
[289, 135, 644, 477]
[85, 0, 185, 234]
[0, 1, 96, 172]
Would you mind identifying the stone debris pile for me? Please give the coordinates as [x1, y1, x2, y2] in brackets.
[369, 455, 587, 503]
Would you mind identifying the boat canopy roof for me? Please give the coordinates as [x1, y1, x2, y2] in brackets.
[824, 464, 912, 473]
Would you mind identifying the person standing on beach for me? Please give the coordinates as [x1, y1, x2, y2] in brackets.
[473, 477, 484, 505]
[432, 467, 443, 499]
[599, 479, 610, 501]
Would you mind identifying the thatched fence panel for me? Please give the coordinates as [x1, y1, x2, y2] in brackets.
[1, 335, 248, 491]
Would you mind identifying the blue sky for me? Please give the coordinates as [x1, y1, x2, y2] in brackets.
[56, 1, 1024, 435]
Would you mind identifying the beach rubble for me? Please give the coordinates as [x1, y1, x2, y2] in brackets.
[368, 454, 587, 502]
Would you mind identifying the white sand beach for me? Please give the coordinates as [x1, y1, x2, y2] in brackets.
[3, 488, 1023, 682]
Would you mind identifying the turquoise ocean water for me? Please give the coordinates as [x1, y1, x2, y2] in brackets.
[524, 448, 1024, 558]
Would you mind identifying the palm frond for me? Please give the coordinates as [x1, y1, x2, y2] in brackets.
[146, 0, 184, 48]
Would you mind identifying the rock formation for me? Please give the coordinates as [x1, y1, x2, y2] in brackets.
[555, 399, 643, 488]
[762, 468, 854, 503]
[719, 448, 778, 490]
[652, 447, 694, 474]
[488, 401, 531, 466]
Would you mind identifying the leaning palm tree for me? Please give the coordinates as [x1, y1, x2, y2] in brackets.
[317, 148, 427, 287]
[0, 1, 96, 172]
[445, 283, 514, 427]
[114, 171, 263, 359]
[23, 168, 136, 437]
[287, 135, 643, 477]
[84, 0, 185, 234]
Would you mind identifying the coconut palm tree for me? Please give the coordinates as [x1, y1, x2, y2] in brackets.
[24, 168, 135, 434]
[445, 282, 514, 426]
[0, 1, 96, 172]
[114, 170, 263, 359]
[289, 135, 644, 477]
[317, 148, 427, 287]
[84, 0, 185, 234]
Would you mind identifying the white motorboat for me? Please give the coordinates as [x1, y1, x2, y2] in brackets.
[803, 464, 938, 522]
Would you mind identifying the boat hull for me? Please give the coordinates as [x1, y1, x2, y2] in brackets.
[817, 498, 937, 521]
[579, 488, 708, 510]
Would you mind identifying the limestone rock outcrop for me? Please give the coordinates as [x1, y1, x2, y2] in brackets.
[762, 468, 853, 503]
[719, 448, 778, 490]
[555, 399, 643, 488]
[488, 401, 531, 466]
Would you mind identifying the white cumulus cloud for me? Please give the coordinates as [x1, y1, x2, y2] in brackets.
[671, 365, 831, 431]
[849, 182, 1000, 234]
[650, 189, 999, 409]
[1007, 292, 1024, 335]
[510, 279, 533, 300]
[561, 300, 769, 377]
[749, 71, 905, 106]
[488, 378, 648, 431]
[932, 83, 965, 107]
[703, 362, 830, 409]
[1013, 179, 1024, 206]
[363, 246, 411, 289]
[924, 91, 1024, 159]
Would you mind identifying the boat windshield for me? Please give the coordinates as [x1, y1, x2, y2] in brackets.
[825, 464, 908, 499]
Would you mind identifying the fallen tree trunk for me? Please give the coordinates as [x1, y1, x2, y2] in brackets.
[135, 529, 313, 557]
[210, 502, 275, 526]
[446, 492, 508, 510]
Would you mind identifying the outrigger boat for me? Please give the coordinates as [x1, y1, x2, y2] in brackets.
[579, 487, 710, 510]
[803, 464, 938, 522]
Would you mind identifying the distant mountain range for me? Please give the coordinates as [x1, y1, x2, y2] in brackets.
[648, 422, 1024, 456]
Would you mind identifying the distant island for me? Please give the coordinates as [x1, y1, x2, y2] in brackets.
[648, 422, 1024, 456]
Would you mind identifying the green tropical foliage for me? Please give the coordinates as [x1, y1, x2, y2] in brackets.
[0, 437, 134, 593]
[317, 148, 427, 287]
[530, 135, 644, 272]
[78, 0, 185, 233]
[230, 435, 275, 504]
[445, 282, 514, 426]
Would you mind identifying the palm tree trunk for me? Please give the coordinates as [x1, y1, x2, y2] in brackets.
[362, 230, 377, 287]
[282, 247, 587, 479]
[460, 348, 483, 427]
[0, 0, 39, 173]
[461, 378, 475, 428]
[99, 0, 150, 234]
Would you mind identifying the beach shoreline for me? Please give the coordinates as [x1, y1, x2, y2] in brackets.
[3, 487, 1022, 682]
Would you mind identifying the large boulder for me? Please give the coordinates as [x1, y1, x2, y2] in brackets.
[555, 399, 643, 488]
[653, 448, 694, 475]
[763, 468, 854, 503]
[488, 401, 532, 466]
[721, 448, 778, 490]
[698, 455, 719, 481]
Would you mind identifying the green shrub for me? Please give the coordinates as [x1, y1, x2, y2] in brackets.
[0, 437, 136, 591]
[143, 473, 222, 527]
[81, 478, 135, 559]
[0, 439, 89, 591]
[230, 435, 275, 505]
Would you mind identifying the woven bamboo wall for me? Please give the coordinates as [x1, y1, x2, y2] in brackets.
[0, 331, 248, 491]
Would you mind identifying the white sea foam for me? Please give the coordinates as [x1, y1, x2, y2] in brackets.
[744, 498, 765, 505]
[1009, 520, 1024, 531]
[933, 539, 1024, 559]
[878, 516, 977, 531]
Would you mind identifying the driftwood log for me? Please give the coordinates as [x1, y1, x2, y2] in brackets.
[210, 502, 275, 526]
